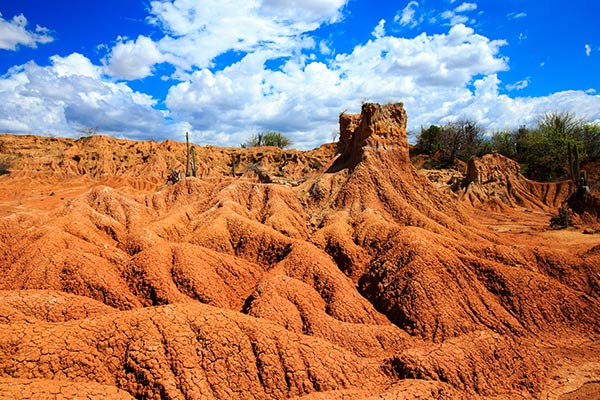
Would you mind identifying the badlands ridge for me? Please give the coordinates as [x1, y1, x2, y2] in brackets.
[0, 103, 599, 399]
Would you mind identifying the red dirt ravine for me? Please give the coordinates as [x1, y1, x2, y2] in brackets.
[0, 103, 599, 399]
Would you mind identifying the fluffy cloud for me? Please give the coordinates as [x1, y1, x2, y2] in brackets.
[454, 2, 477, 13]
[440, 1, 478, 26]
[165, 24, 511, 148]
[103, 36, 164, 80]
[585, 44, 592, 56]
[137, 0, 348, 75]
[165, 20, 600, 148]
[261, 0, 347, 23]
[319, 40, 332, 55]
[372, 19, 386, 39]
[165, 52, 338, 148]
[415, 74, 600, 134]
[0, 54, 166, 138]
[396, 1, 419, 28]
[0, 12, 54, 50]
[3, 2, 600, 151]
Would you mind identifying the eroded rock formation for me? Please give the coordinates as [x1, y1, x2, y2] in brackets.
[461, 153, 574, 211]
[0, 103, 599, 399]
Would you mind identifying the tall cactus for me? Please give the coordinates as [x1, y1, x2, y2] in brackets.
[573, 144, 580, 185]
[568, 142, 583, 186]
[568, 142, 573, 182]
[185, 132, 191, 177]
[191, 145, 197, 177]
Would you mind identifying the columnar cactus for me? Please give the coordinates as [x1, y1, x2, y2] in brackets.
[191, 146, 197, 177]
[568, 143, 586, 186]
[185, 131, 191, 177]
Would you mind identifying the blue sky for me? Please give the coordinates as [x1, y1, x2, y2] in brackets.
[1, 0, 599, 149]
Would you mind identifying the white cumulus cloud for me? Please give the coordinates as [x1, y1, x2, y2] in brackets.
[164, 24, 512, 148]
[372, 19, 386, 39]
[0, 54, 166, 138]
[319, 40, 332, 55]
[164, 20, 600, 149]
[260, 0, 347, 24]
[103, 36, 164, 80]
[0, 12, 54, 50]
[440, 2, 478, 26]
[585, 44, 592, 56]
[138, 0, 348, 74]
[2, 3, 600, 151]
[454, 2, 477, 13]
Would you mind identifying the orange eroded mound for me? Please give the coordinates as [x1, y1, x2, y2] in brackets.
[0, 103, 599, 399]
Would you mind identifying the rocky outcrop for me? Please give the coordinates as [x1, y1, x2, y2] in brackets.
[1, 105, 599, 399]
[336, 102, 409, 169]
[461, 153, 574, 211]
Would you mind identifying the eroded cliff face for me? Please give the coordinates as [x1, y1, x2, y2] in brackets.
[337, 102, 410, 169]
[0, 104, 599, 399]
[461, 153, 574, 211]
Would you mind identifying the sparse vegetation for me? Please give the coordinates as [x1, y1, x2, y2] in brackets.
[0, 158, 11, 175]
[550, 205, 572, 228]
[242, 131, 292, 149]
[413, 112, 600, 182]
[567, 142, 585, 186]
[414, 119, 485, 167]
[77, 126, 99, 136]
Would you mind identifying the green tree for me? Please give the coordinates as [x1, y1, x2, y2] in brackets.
[412, 112, 598, 180]
[581, 122, 600, 160]
[439, 118, 484, 165]
[489, 130, 518, 160]
[415, 124, 442, 154]
[413, 119, 486, 166]
[242, 131, 292, 149]
[516, 112, 585, 181]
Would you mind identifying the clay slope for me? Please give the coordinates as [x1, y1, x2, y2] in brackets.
[0, 103, 599, 399]
[422, 153, 576, 212]
[305, 104, 598, 340]
[461, 153, 574, 211]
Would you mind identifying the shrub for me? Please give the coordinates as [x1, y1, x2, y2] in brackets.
[550, 206, 572, 229]
[242, 131, 292, 149]
[0, 158, 12, 175]
[414, 125, 442, 155]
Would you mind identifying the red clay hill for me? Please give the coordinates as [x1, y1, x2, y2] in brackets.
[0, 103, 599, 399]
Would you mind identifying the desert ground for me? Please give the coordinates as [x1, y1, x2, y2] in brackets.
[0, 103, 598, 399]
